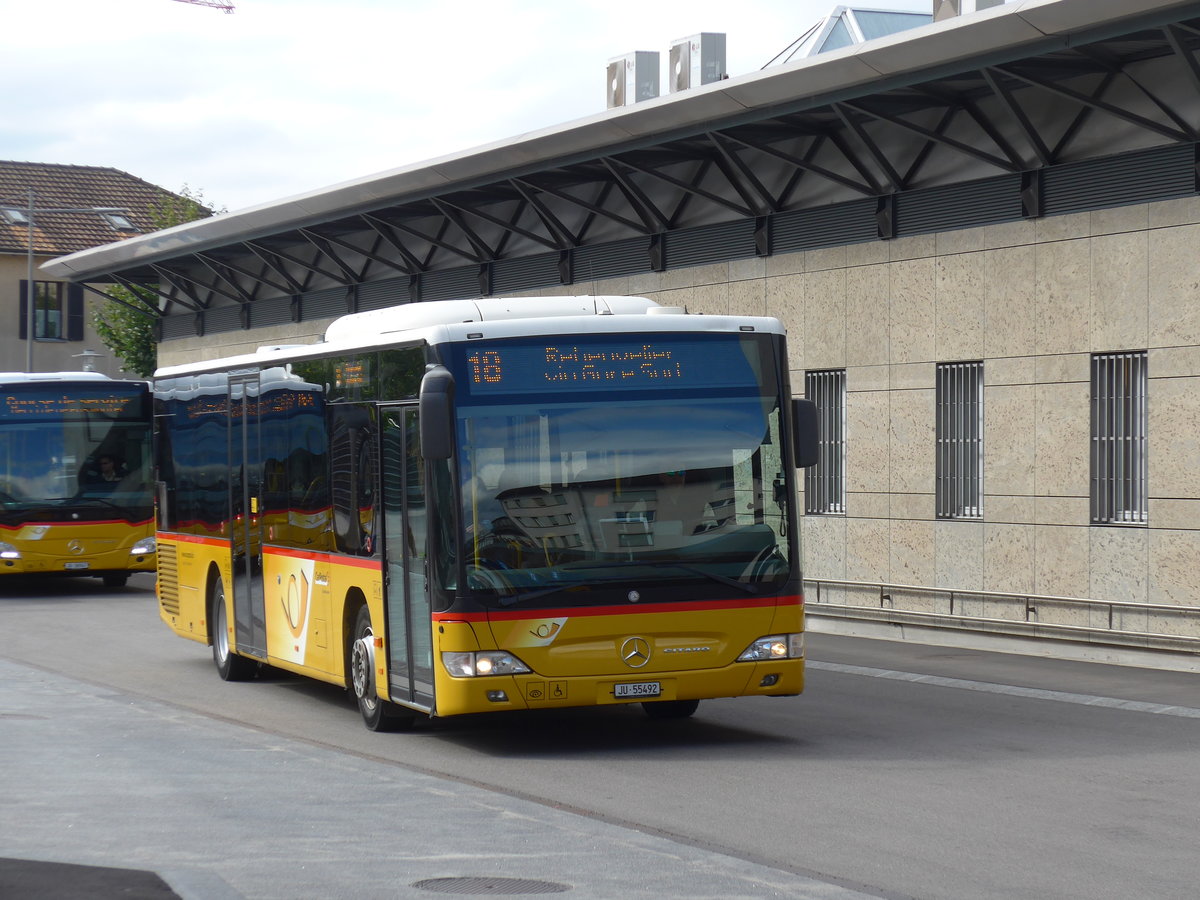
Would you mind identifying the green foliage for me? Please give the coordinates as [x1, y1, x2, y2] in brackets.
[92, 185, 224, 376]
[150, 183, 222, 229]
[92, 285, 159, 377]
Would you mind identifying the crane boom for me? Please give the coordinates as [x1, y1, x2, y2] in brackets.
[172, 0, 235, 12]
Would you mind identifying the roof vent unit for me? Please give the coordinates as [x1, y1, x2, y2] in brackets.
[669, 33, 726, 93]
[606, 51, 660, 109]
[933, 0, 1006, 21]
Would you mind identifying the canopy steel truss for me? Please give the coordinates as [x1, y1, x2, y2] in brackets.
[73, 7, 1200, 321]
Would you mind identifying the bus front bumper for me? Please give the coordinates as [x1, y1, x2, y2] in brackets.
[0, 542, 155, 577]
[432, 658, 804, 716]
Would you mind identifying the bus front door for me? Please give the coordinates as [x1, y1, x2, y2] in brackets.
[381, 407, 433, 711]
[229, 375, 266, 659]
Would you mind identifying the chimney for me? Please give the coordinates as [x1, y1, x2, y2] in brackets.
[606, 51, 660, 109]
[668, 33, 727, 93]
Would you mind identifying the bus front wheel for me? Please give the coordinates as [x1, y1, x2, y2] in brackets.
[351, 605, 414, 732]
[211, 576, 256, 682]
[642, 699, 700, 719]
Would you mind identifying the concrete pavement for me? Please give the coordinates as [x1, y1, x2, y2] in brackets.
[0, 657, 881, 900]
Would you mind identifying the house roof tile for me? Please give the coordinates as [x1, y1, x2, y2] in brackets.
[0, 160, 186, 258]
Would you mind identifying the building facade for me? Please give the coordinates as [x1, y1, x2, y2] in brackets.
[0, 161, 186, 376]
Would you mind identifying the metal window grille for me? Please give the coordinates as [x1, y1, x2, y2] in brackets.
[936, 361, 983, 519]
[1090, 351, 1148, 525]
[804, 369, 846, 514]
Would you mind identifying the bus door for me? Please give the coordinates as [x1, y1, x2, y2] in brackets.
[229, 374, 266, 659]
[380, 406, 433, 710]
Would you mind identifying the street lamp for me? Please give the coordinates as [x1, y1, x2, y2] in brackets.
[3, 189, 127, 373]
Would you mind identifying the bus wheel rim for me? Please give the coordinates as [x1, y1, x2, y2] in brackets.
[352, 627, 374, 705]
[215, 594, 229, 661]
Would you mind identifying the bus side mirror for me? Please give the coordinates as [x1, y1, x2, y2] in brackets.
[792, 398, 819, 469]
[419, 365, 455, 460]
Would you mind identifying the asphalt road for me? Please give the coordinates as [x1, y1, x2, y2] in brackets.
[2, 573, 1198, 900]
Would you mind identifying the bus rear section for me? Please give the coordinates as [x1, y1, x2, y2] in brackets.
[151, 297, 817, 729]
[0, 373, 155, 587]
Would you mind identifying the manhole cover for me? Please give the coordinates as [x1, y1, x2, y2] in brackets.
[412, 876, 571, 895]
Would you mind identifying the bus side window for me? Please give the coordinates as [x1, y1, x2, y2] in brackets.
[330, 404, 378, 556]
[155, 418, 176, 529]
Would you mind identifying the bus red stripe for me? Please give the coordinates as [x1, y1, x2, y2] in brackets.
[434, 594, 802, 622]
[1, 518, 153, 532]
[262, 545, 382, 571]
[158, 532, 383, 571]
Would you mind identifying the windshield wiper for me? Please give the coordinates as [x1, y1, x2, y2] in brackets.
[75, 496, 150, 518]
[492, 560, 759, 606]
[562, 558, 760, 593]
[495, 575, 631, 607]
[639, 561, 759, 594]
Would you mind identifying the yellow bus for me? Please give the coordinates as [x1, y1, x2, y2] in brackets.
[0, 372, 156, 587]
[153, 297, 818, 729]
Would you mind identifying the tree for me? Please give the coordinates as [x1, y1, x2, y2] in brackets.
[91, 285, 159, 377]
[92, 185, 223, 377]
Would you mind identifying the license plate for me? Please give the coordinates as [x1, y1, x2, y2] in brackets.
[64, 562, 90, 571]
[614, 681, 661, 699]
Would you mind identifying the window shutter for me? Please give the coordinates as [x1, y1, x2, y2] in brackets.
[67, 284, 84, 341]
[18, 281, 27, 340]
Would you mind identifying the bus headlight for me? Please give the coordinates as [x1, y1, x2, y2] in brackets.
[441, 650, 532, 678]
[737, 633, 804, 661]
[130, 537, 157, 556]
[0, 541, 19, 559]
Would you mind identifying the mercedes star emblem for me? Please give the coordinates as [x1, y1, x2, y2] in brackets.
[620, 636, 651, 668]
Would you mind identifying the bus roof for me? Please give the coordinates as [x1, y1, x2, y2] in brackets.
[154, 297, 787, 380]
[321, 296, 662, 343]
[0, 372, 131, 384]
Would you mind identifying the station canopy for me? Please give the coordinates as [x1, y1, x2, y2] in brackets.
[43, 0, 1200, 336]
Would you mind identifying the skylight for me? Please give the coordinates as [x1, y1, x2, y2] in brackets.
[102, 212, 139, 232]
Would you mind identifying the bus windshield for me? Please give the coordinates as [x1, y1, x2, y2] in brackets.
[448, 332, 792, 605]
[0, 384, 153, 523]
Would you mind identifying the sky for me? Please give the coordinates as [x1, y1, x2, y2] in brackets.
[3, 0, 929, 213]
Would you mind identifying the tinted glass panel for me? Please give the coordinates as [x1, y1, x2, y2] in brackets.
[447, 333, 791, 608]
[0, 382, 152, 524]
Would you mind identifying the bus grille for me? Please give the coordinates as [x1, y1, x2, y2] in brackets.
[157, 542, 180, 616]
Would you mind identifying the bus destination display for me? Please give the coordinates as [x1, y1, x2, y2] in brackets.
[460, 336, 760, 396]
[1, 389, 143, 421]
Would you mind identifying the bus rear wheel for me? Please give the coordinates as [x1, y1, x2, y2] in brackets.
[351, 605, 415, 732]
[211, 576, 256, 682]
[101, 574, 128, 588]
[642, 699, 700, 719]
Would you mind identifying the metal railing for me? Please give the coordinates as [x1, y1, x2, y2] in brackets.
[803, 578, 1200, 653]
